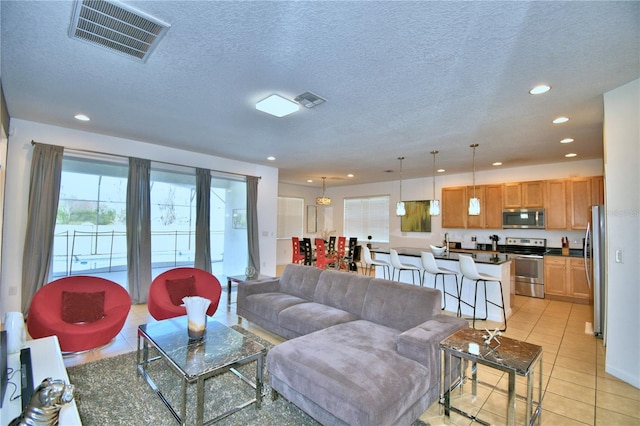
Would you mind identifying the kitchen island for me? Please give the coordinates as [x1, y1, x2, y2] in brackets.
[371, 247, 514, 323]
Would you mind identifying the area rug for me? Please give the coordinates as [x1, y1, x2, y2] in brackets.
[67, 326, 429, 425]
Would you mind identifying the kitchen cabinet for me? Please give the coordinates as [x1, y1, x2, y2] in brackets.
[442, 186, 467, 228]
[545, 180, 568, 230]
[592, 176, 604, 205]
[544, 255, 591, 304]
[570, 178, 592, 230]
[503, 181, 545, 208]
[443, 184, 502, 229]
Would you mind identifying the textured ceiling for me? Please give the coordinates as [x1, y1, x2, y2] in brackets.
[1, 1, 638, 187]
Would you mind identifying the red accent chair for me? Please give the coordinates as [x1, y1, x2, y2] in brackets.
[291, 237, 305, 264]
[315, 238, 338, 270]
[27, 276, 131, 353]
[147, 267, 222, 321]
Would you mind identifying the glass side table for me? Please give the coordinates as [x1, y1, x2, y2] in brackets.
[440, 328, 542, 425]
[137, 318, 266, 425]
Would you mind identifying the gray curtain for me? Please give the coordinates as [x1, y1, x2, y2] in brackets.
[21, 143, 64, 315]
[194, 168, 211, 271]
[126, 157, 151, 304]
[246, 176, 260, 273]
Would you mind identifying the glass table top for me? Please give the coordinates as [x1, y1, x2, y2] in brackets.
[440, 328, 542, 375]
[139, 318, 265, 380]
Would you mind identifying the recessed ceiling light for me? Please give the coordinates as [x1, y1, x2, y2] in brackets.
[565, 153, 577, 157]
[437, 169, 445, 173]
[307, 179, 313, 183]
[529, 85, 551, 95]
[553, 116, 569, 124]
[560, 138, 574, 143]
[347, 173, 354, 178]
[492, 162, 503, 166]
[74, 114, 90, 121]
[267, 156, 276, 161]
[256, 94, 300, 117]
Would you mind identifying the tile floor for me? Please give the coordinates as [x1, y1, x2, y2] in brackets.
[61, 277, 639, 425]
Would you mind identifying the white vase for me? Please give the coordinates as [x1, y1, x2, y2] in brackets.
[182, 296, 211, 341]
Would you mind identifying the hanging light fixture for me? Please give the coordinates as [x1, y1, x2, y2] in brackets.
[469, 144, 481, 215]
[396, 157, 406, 216]
[316, 177, 332, 206]
[429, 150, 440, 216]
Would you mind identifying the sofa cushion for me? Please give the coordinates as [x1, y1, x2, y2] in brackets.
[361, 279, 441, 331]
[278, 302, 359, 336]
[268, 320, 431, 426]
[61, 290, 106, 323]
[313, 270, 371, 317]
[241, 293, 308, 325]
[278, 264, 323, 301]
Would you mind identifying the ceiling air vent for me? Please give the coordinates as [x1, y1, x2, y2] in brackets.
[69, 0, 170, 63]
[294, 92, 327, 109]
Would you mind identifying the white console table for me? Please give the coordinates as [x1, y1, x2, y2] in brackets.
[1, 336, 81, 425]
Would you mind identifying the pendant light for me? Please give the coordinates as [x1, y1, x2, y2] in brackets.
[396, 157, 406, 216]
[316, 177, 331, 206]
[429, 150, 440, 216]
[468, 144, 480, 215]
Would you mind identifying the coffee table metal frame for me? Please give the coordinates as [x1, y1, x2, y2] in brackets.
[137, 318, 266, 425]
[440, 328, 542, 426]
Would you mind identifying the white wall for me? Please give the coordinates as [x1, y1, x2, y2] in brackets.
[277, 159, 603, 265]
[0, 119, 279, 315]
[602, 78, 640, 388]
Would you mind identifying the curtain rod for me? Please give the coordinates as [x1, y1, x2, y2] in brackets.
[31, 140, 261, 180]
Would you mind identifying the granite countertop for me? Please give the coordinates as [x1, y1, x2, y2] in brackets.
[370, 247, 513, 265]
[545, 248, 586, 258]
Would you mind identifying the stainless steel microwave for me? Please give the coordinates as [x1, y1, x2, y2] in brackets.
[502, 209, 545, 229]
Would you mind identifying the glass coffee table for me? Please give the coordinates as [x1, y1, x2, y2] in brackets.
[137, 317, 266, 425]
[440, 328, 543, 426]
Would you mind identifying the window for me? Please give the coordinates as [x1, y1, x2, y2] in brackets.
[277, 197, 304, 238]
[53, 155, 129, 282]
[150, 164, 197, 271]
[344, 195, 390, 243]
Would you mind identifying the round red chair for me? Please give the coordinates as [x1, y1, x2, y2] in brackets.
[147, 267, 222, 321]
[27, 276, 131, 353]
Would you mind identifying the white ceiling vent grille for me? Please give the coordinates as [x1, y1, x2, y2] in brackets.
[69, 0, 170, 62]
[294, 92, 327, 109]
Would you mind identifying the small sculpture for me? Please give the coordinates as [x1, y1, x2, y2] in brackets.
[483, 327, 502, 346]
[9, 378, 75, 426]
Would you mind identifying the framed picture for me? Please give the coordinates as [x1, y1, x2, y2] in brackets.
[306, 205, 317, 233]
[232, 209, 247, 229]
[400, 200, 432, 232]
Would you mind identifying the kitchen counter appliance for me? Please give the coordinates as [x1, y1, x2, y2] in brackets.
[504, 237, 547, 298]
[502, 209, 545, 229]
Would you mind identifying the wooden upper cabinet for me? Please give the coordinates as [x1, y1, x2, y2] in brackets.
[503, 183, 522, 208]
[570, 178, 592, 230]
[484, 184, 503, 229]
[545, 180, 568, 230]
[523, 181, 545, 207]
[442, 187, 467, 228]
[503, 181, 544, 208]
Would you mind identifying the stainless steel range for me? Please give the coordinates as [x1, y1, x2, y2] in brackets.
[504, 237, 547, 298]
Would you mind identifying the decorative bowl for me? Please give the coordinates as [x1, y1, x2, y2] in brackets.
[430, 245, 446, 256]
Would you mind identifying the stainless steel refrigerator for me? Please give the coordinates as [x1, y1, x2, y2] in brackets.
[585, 205, 606, 338]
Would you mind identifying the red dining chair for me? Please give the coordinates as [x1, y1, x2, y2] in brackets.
[292, 237, 305, 264]
[315, 238, 338, 269]
[336, 236, 347, 269]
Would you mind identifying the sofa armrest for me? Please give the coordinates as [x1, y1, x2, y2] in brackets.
[237, 278, 281, 301]
[397, 315, 467, 370]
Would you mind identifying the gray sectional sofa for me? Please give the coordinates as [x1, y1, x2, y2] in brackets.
[237, 263, 467, 426]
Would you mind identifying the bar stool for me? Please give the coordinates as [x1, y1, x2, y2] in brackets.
[389, 249, 420, 285]
[420, 251, 460, 313]
[458, 254, 507, 331]
[361, 245, 390, 279]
